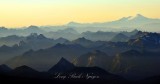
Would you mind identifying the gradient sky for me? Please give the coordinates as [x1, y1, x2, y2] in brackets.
[0, 0, 160, 27]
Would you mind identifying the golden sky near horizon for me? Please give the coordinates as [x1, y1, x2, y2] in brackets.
[0, 0, 160, 28]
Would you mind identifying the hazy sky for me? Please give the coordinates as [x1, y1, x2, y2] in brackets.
[0, 0, 160, 27]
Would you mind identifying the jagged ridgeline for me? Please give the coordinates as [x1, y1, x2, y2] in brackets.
[0, 58, 127, 84]
[0, 14, 160, 83]
[1, 58, 160, 84]
[0, 30, 159, 81]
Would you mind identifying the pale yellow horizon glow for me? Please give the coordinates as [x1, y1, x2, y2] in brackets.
[0, 0, 160, 28]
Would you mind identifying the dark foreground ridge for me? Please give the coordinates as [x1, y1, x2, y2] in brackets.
[0, 58, 160, 84]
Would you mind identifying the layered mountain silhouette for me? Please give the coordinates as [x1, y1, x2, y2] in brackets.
[3, 30, 160, 75]
[0, 14, 159, 39]
[0, 14, 160, 84]
[67, 14, 160, 32]
[6, 43, 89, 71]
[0, 21, 160, 83]
[0, 33, 59, 63]
[2, 57, 160, 83]
[0, 58, 129, 84]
